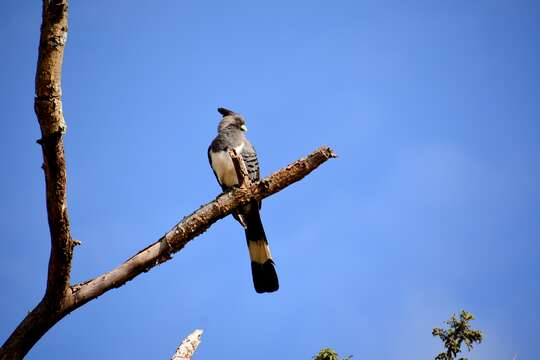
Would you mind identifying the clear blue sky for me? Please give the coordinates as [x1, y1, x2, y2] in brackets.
[1, 1, 539, 359]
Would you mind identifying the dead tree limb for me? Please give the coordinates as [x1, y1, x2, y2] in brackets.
[171, 330, 204, 360]
[0, 0, 337, 358]
[70, 146, 336, 305]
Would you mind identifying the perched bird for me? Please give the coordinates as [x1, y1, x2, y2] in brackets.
[208, 107, 279, 293]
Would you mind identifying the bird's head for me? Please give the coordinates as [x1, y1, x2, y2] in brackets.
[217, 107, 248, 132]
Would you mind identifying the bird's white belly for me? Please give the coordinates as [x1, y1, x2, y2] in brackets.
[210, 144, 244, 187]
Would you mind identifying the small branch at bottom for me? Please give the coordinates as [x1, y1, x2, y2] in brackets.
[171, 329, 204, 360]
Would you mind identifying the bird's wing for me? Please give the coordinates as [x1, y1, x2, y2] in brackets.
[240, 141, 260, 182]
[241, 141, 262, 209]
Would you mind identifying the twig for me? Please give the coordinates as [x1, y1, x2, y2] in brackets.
[228, 148, 250, 187]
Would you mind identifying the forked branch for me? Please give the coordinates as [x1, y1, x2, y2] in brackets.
[1, 145, 336, 359]
[0, 0, 337, 358]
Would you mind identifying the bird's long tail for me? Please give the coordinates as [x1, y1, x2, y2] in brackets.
[243, 205, 279, 293]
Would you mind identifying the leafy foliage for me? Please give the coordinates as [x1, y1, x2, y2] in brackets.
[432, 310, 483, 360]
[313, 348, 352, 360]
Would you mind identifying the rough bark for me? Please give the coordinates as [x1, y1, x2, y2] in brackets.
[0, 0, 337, 358]
[171, 330, 204, 360]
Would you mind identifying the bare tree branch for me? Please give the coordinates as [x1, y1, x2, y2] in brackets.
[171, 330, 204, 360]
[70, 146, 336, 306]
[0, 0, 337, 358]
[35, 0, 73, 303]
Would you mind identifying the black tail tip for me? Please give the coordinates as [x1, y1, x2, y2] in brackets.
[217, 107, 236, 116]
[251, 260, 279, 293]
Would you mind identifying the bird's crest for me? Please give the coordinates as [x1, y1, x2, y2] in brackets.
[217, 107, 236, 116]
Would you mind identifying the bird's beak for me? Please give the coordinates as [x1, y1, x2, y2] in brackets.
[241, 124, 248, 132]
